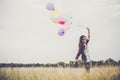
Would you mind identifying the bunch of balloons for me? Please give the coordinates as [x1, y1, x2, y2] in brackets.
[46, 2, 72, 36]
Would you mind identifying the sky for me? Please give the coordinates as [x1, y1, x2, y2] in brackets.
[0, 0, 120, 63]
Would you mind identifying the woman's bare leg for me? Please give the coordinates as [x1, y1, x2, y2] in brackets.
[84, 62, 90, 72]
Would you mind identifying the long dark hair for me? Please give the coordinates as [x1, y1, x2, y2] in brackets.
[79, 35, 86, 45]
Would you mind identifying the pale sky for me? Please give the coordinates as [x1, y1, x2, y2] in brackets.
[0, 0, 120, 63]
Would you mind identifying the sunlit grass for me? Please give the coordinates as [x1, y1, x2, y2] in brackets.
[0, 66, 120, 80]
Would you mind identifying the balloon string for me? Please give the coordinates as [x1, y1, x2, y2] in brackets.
[72, 23, 86, 29]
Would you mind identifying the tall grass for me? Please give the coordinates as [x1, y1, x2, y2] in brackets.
[0, 66, 120, 80]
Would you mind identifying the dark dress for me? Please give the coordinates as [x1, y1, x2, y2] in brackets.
[75, 39, 89, 62]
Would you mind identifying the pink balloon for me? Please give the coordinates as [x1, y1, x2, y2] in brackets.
[56, 15, 66, 25]
[50, 14, 66, 25]
[59, 21, 65, 25]
[62, 22, 71, 31]
[57, 15, 66, 21]
[46, 2, 55, 11]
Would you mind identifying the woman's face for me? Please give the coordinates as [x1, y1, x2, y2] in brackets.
[82, 36, 87, 44]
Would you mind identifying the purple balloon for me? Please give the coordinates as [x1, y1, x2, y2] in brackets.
[58, 29, 65, 36]
[46, 2, 55, 11]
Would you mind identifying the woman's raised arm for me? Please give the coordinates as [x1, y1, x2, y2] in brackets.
[86, 27, 90, 40]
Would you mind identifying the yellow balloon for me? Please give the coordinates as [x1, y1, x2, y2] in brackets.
[52, 19, 59, 24]
[51, 10, 59, 14]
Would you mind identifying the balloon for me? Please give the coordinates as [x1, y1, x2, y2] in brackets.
[46, 2, 72, 36]
[57, 15, 66, 25]
[58, 29, 65, 36]
[59, 21, 65, 25]
[62, 23, 70, 31]
[57, 15, 66, 21]
[50, 13, 66, 25]
[46, 2, 55, 11]
[50, 14, 59, 24]
[52, 20, 59, 24]
[51, 10, 59, 14]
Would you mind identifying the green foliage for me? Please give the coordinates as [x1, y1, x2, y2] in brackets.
[0, 58, 119, 68]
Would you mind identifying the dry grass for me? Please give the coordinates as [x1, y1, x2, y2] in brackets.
[0, 66, 120, 80]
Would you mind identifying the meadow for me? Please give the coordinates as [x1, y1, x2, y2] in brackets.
[0, 66, 120, 80]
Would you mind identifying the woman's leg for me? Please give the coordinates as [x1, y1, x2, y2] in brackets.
[84, 61, 90, 72]
[74, 59, 78, 68]
[74, 51, 81, 65]
[86, 62, 90, 72]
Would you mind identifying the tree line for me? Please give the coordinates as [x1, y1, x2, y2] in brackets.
[0, 58, 120, 68]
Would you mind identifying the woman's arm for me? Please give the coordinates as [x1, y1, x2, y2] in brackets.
[86, 27, 90, 40]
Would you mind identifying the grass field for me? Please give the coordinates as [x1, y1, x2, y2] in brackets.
[0, 66, 120, 80]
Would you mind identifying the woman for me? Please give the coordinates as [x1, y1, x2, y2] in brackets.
[74, 27, 90, 72]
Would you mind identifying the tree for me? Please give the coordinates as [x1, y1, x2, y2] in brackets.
[45, 63, 52, 67]
[69, 61, 74, 67]
[96, 60, 104, 66]
[118, 60, 120, 65]
[57, 62, 66, 68]
[105, 58, 117, 66]
[90, 60, 97, 67]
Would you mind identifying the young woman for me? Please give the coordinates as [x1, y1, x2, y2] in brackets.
[74, 27, 90, 72]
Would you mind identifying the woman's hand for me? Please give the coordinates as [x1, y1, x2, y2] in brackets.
[86, 27, 90, 31]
